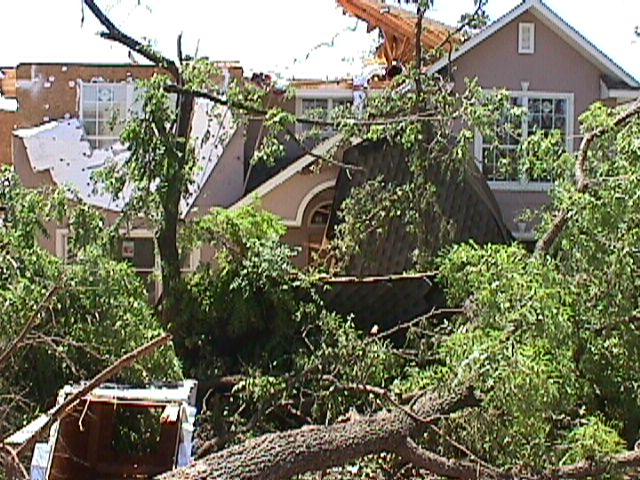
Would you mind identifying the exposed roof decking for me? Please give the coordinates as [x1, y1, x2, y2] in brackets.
[337, 0, 460, 65]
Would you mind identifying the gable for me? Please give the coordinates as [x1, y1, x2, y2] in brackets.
[428, 0, 638, 89]
[449, 10, 604, 95]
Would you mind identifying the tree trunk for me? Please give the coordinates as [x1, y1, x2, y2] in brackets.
[157, 388, 480, 480]
[158, 91, 194, 326]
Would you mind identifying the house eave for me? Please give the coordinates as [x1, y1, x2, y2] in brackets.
[231, 134, 345, 210]
[600, 78, 640, 101]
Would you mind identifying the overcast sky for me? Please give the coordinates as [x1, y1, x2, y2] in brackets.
[0, 0, 638, 81]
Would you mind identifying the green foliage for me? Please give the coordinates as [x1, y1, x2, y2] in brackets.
[418, 244, 579, 468]
[175, 205, 306, 378]
[0, 169, 180, 434]
[560, 417, 626, 467]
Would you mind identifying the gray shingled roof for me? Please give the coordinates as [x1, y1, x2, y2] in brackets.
[322, 139, 511, 333]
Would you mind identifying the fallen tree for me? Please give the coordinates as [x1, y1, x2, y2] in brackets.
[75, 2, 640, 480]
[158, 387, 483, 480]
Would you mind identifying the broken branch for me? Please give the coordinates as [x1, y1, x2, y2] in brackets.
[0, 276, 64, 371]
[535, 97, 640, 254]
[82, 0, 180, 80]
[163, 84, 441, 127]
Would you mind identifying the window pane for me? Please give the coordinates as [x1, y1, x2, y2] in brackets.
[97, 86, 114, 103]
[529, 98, 541, 114]
[83, 120, 97, 137]
[83, 85, 97, 102]
[302, 98, 329, 113]
[82, 102, 98, 119]
[541, 112, 553, 130]
[113, 85, 128, 103]
[97, 102, 114, 121]
[97, 121, 113, 136]
[119, 237, 155, 269]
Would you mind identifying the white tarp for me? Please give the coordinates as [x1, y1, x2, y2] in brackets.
[14, 100, 234, 215]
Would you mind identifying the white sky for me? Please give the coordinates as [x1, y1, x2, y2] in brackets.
[0, 0, 638, 82]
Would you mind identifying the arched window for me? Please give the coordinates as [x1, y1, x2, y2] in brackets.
[308, 202, 332, 227]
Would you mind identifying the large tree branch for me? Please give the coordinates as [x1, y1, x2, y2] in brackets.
[157, 387, 480, 480]
[163, 84, 441, 127]
[82, 0, 180, 80]
[535, 97, 640, 254]
[394, 437, 498, 479]
[542, 449, 640, 479]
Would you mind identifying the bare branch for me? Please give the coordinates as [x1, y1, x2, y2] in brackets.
[394, 437, 496, 480]
[415, 4, 425, 94]
[163, 84, 441, 127]
[376, 307, 463, 340]
[0, 276, 64, 371]
[0, 444, 28, 480]
[320, 272, 437, 284]
[82, 0, 179, 80]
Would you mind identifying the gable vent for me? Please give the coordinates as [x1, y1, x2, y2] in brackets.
[518, 22, 535, 54]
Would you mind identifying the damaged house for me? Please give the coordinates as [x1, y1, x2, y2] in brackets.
[1, 1, 639, 474]
[0, 0, 638, 290]
[0, 63, 245, 300]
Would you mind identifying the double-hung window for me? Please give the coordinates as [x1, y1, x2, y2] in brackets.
[475, 91, 574, 186]
[80, 82, 137, 149]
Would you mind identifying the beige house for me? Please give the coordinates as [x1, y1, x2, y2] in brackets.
[232, 0, 639, 253]
[2, 0, 639, 281]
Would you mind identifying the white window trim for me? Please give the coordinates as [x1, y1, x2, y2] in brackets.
[474, 90, 574, 191]
[308, 201, 333, 227]
[295, 89, 353, 136]
[283, 179, 336, 227]
[518, 22, 535, 54]
[78, 81, 137, 148]
[56, 228, 201, 299]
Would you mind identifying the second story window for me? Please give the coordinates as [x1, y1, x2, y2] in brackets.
[518, 23, 536, 54]
[476, 92, 574, 185]
[296, 91, 353, 137]
[80, 82, 134, 149]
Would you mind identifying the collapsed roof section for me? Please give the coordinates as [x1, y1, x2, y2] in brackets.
[321, 139, 511, 331]
[337, 0, 460, 66]
[13, 99, 234, 216]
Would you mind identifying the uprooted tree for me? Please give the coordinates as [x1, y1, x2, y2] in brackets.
[3, 0, 638, 478]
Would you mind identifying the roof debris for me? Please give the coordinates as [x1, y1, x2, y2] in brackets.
[7, 380, 198, 480]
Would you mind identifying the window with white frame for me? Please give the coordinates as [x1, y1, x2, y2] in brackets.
[308, 202, 332, 227]
[518, 23, 535, 54]
[296, 93, 353, 136]
[476, 92, 573, 184]
[80, 82, 136, 149]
